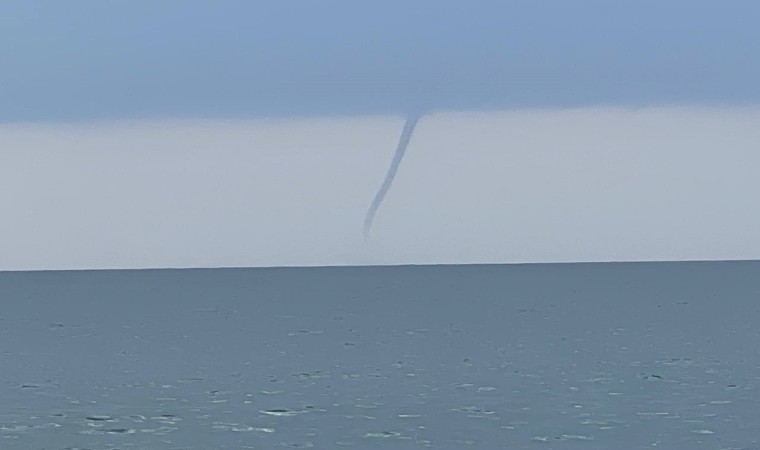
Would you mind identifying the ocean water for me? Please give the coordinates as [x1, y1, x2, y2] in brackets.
[1, 261, 759, 449]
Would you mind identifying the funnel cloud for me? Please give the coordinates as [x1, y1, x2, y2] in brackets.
[363, 114, 422, 239]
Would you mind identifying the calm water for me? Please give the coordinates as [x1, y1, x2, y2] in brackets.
[1, 262, 759, 449]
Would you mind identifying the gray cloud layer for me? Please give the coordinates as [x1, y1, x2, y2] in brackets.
[3, 2, 760, 122]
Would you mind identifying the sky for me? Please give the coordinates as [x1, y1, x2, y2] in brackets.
[2, 1, 760, 121]
[2, 1, 760, 270]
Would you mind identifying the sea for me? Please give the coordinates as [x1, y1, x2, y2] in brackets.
[1, 261, 759, 449]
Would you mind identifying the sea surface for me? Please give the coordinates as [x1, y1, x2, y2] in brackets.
[1, 261, 759, 449]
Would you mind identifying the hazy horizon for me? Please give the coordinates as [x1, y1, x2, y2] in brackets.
[4, 106, 760, 271]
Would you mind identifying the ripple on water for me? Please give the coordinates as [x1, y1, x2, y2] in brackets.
[212, 422, 275, 433]
[532, 434, 594, 442]
[0, 423, 61, 432]
[85, 415, 114, 422]
[79, 427, 136, 435]
[259, 409, 309, 417]
[365, 431, 402, 438]
[449, 406, 497, 418]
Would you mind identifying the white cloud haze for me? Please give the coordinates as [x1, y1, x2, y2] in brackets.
[2, 107, 760, 271]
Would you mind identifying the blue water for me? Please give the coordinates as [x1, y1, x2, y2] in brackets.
[1, 261, 759, 448]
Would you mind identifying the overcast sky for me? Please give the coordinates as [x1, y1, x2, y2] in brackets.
[2, 2, 760, 270]
[3, 1, 760, 121]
